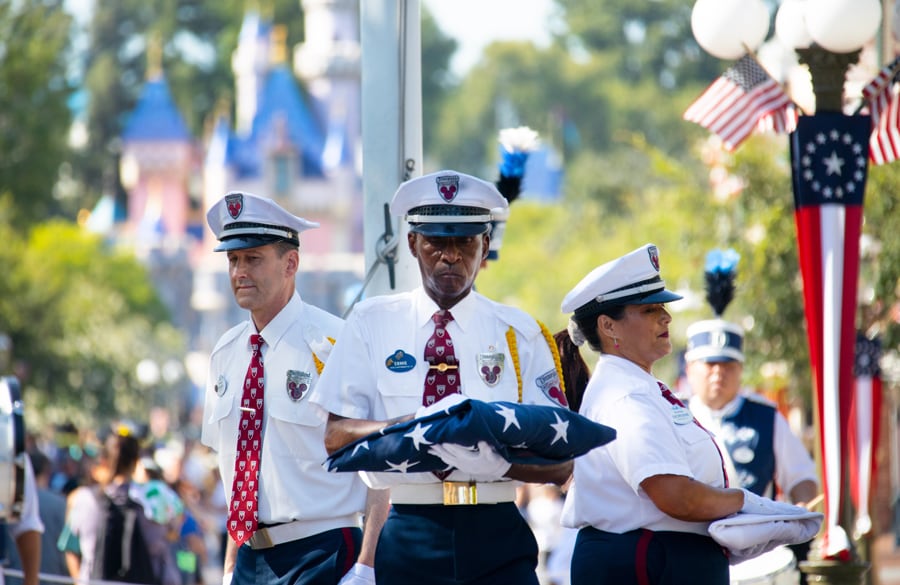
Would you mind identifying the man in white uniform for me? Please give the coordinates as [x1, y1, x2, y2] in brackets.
[310, 170, 571, 585]
[202, 192, 382, 585]
[685, 318, 819, 582]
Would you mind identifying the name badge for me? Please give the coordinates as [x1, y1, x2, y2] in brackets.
[386, 350, 416, 372]
[671, 405, 694, 425]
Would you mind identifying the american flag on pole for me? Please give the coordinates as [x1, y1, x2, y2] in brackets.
[684, 55, 798, 151]
[861, 56, 900, 165]
[790, 112, 870, 559]
[847, 334, 882, 538]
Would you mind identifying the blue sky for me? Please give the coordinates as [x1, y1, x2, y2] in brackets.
[423, 0, 557, 75]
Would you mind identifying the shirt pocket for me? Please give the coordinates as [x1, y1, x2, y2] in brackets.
[262, 377, 329, 459]
[677, 421, 726, 486]
[376, 368, 426, 418]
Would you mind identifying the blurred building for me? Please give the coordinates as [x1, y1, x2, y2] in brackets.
[93, 2, 364, 361]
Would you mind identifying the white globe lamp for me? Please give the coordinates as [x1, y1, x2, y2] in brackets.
[691, 0, 770, 60]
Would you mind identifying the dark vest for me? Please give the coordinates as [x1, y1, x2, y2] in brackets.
[721, 398, 776, 496]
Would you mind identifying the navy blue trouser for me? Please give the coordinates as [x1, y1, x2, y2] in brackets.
[571, 526, 729, 585]
[375, 503, 539, 585]
[233, 527, 361, 585]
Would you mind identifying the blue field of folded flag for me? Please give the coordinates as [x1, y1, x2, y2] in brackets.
[325, 398, 617, 473]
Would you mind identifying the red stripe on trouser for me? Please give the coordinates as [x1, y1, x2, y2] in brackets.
[635, 529, 653, 585]
[341, 527, 357, 576]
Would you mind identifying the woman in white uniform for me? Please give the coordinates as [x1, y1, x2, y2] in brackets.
[556, 244, 802, 585]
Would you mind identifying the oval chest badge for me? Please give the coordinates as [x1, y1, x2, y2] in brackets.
[671, 405, 694, 425]
[386, 350, 416, 372]
[215, 375, 228, 397]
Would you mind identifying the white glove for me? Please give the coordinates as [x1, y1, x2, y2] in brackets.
[428, 440, 511, 481]
[740, 488, 807, 516]
[337, 562, 375, 585]
[222, 572, 233, 585]
[415, 393, 469, 419]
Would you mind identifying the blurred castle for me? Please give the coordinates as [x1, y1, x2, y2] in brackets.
[88, 1, 364, 369]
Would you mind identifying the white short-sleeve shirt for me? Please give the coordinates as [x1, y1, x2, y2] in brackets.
[309, 288, 565, 485]
[561, 355, 727, 536]
[201, 292, 366, 524]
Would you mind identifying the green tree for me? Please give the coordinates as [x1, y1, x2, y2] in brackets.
[0, 218, 185, 427]
[0, 0, 73, 226]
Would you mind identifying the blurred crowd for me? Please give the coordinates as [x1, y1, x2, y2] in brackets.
[4, 407, 228, 585]
[2, 406, 577, 585]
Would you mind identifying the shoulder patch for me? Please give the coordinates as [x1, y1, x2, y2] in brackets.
[537, 368, 568, 408]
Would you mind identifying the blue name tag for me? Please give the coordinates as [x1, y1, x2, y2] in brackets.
[386, 350, 416, 372]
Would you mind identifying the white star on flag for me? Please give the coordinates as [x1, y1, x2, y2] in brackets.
[325, 397, 616, 474]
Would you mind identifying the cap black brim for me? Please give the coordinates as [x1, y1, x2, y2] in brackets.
[630, 290, 683, 305]
[214, 235, 293, 252]
[409, 223, 491, 237]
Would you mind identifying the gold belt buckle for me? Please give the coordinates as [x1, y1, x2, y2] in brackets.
[443, 481, 477, 505]
[249, 527, 274, 549]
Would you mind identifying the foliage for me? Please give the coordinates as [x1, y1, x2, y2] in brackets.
[0, 219, 185, 428]
[0, 0, 74, 226]
[861, 161, 900, 351]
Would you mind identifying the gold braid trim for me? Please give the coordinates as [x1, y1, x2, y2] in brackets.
[506, 326, 522, 403]
[539, 320, 566, 399]
[312, 336, 337, 375]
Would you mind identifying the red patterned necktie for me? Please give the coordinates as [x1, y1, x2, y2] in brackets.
[658, 381, 729, 487]
[423, 311, 461, 480]
[229, 334, 265, 546]
[422, 310, 461, 407]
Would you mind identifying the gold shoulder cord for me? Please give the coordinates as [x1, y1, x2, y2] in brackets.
[312, 336, 337, 375]
[505, 326, 523, 403]
[538, 321, 567, 399]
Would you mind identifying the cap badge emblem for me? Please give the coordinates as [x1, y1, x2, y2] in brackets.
[435, 175, 459, 203]
[647, 245, 660, 271]
[286, 370, 312, 401]
[226, 193, 244, 219]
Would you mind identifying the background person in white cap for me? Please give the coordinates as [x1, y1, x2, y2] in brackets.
[202, 192, 382, 585]
[684, 249, 818, 582]
[555, 243, 807, 585]
[309, 170, 571, 585]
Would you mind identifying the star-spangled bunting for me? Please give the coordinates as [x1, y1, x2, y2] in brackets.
[847, 334, 882, 538]
[789, 112, 869, 559]
[862, 56, 900, 165]
[324, 398, 617, 473]
[684, 54, 797, 151]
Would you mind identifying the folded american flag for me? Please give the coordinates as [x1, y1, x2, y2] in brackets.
[325, 398, 616, 473]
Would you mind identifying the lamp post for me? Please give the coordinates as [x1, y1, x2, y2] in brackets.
[690, 1, 882, 584]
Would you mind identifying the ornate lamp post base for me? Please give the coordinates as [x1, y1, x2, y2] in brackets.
[799, 560, 870, 584]
[794, 45, 861, 112]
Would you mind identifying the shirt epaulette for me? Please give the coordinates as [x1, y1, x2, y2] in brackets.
[741, 391, 779, 409]
[210, 322, 250, 357]
[489, 301, 542, 340]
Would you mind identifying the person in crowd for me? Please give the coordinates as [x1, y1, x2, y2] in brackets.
[684, 318, 819, 580]
[1, 454, 44, 585]
[555, 243, 806, 585]
[309, 169, 572, 585]
[59, 424, 180, 585]
[4, 449, 65, 585]
[202, 191, 382, 585]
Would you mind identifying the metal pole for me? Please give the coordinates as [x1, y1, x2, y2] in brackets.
[359, 0, 422, 299]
